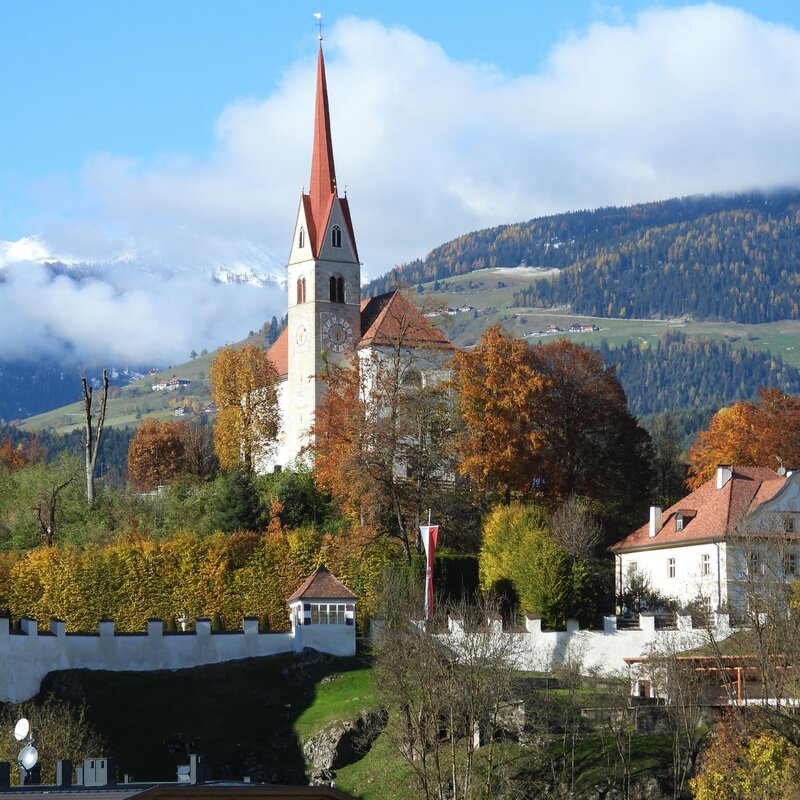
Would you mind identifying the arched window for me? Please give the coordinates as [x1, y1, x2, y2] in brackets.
[296, 278, 303, 304]
[329, 275, 345, 303]
[301, 277, 306, 303]
[298, 228, 305, 249]
[331, 225, 342, 248]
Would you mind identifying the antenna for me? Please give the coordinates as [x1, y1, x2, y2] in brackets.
[313, 12, 324, 41]
[13, 718, 29, 742]
[13, 717, 38, 775]
[18, 745, 38, 772]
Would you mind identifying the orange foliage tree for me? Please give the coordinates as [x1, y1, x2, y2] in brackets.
[210, 343, 279, 472]
[127, 420, 187, 491]
[313, 350, 455, 563]
[452, 326, 652, 531]
[0, 438, 27, 471]
[687, 388, 800, 488]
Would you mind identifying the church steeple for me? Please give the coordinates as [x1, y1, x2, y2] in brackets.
[309, 46, 337, 221]
[299, 43, 358, 262]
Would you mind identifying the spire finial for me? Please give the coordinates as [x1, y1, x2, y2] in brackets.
[313, 12, 323, 42]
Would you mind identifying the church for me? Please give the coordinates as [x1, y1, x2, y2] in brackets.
[257, 42, 454, 474]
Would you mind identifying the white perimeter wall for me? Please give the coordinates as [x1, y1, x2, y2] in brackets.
[0, 615, 355, 703]
[438, 613, 732, 676]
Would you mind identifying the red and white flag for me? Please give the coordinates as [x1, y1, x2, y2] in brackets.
[420, 524, 439, 621]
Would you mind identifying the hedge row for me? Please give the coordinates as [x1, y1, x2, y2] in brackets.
[0, 527, 398, 632]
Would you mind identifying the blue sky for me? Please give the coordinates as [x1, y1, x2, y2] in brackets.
[2, 2, 800, 363]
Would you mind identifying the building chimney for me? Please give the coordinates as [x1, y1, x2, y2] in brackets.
[717, 465, 733, 490]
[649, 506, 662, 538]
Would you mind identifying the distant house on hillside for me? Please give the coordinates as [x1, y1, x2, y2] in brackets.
[153, 376, 192, 392]
[569, 323, 599, 333]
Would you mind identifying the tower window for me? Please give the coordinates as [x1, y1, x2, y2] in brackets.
[296, 277, 306, 304]
[331, 225, 342, 248]
[298, 228, 305, 249]
[329, 275, 345, 303]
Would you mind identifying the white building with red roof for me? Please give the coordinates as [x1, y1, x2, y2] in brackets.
[257, 42, 453, 473]
[610, 465, 800, 617]
[288, 565, 357, 657]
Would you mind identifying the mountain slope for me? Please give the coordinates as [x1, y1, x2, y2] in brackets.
[368, 191, 800, 324]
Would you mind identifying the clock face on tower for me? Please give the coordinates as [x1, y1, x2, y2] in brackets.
[294, 320, 308, 354]
[322, 315, 354, 353]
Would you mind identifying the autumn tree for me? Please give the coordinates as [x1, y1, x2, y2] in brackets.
[452, 325, 653, 533]
[688, 388, 800, 488]
[450, 325, 545, 500]
[127, 419, 187, 491]
[691, 716, 800, 800]
[210, 344, 279, 473]
[313, 346, 455, 562]
[0, 438, 28, 472]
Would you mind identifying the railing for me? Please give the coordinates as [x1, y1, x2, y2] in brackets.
[654, 612, 678, 630]
[616, 614, 641, 630]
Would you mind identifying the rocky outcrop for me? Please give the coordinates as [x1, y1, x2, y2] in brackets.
[303, 707, 387, 774]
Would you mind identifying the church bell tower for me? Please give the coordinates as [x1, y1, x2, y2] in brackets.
[284, 42, 361, 462]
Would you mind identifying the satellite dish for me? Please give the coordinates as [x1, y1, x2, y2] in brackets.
[18, 745, 38, 771]
[779, 466, 787, 476]
[13, 718, 29, 742]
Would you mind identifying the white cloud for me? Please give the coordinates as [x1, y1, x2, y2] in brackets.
[0, 259, 283, 365]
[5, 4, 800, 364]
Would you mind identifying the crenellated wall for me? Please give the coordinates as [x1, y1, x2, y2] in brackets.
[0, 614, 355, 703]
[436, 613, 734, 676]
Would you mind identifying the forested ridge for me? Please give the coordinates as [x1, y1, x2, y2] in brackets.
[0, 361, 135, 423]
[598, 332, 800, 416]
[367, 190, 800, 323]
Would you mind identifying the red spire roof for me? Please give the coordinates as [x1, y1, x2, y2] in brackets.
[309, 45, 337, 230]
[299, 44, 358, 260]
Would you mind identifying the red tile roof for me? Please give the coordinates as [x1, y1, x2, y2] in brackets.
[358, 292, 455, 351]
[267, 328, 289, 378]
[611, 466, 786, 552]
[288, 565, 357, 601]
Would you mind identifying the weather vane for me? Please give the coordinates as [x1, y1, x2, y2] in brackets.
[313, 12, 324, 42]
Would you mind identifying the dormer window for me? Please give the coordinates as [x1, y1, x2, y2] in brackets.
[298, 228, 305, 249]
[331, 225, 342, 248]
[329, 275, 344, 303]
[675, 508, 695, 533]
